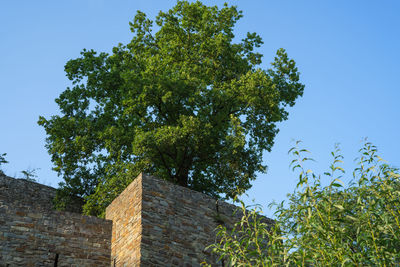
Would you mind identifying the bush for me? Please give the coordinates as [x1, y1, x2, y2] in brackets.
[205, 141, 400, 266]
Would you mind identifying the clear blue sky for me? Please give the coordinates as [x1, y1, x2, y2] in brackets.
[1, 1, 399, 217]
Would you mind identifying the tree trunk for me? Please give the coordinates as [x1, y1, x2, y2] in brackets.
[176, 167, 189, 187]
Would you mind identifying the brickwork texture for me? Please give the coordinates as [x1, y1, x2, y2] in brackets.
[0, 175, 112, 267]
[1, 172, 272, 266]
[106, 173, 273, 266]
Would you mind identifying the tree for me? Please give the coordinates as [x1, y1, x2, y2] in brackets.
[206, 142, 400, 266]
[21, 167, 39, 182]
[38, 1, 304, 216]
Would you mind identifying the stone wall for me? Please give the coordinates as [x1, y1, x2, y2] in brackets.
[106, 173, 274, 266]
[1, 172, 272, 266]
[106, 176, 142, 266]
[0, 175, 112, 267]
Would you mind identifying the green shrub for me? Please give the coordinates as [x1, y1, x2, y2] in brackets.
[206, 141, 400, 266]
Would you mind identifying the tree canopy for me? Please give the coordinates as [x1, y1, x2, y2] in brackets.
[38, 1, 304, 216]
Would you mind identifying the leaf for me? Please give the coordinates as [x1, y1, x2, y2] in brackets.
[334, 204, 344, 210]
[345, 215, 358, 221]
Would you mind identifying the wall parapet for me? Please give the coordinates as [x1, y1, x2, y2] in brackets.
[0, 172, 273, 266]
[106, 173, 274, 266]
[0, 174, 112, 267]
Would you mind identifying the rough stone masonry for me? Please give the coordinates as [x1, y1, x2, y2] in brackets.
[0, 173, 273, 266]
[0, 174, 112, 267]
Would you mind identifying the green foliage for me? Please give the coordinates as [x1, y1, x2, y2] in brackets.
[20, 168, 39, 182]
[206, 201, 282, 266]
[206, 142, 400, 266]
[38, 1, 304, 216]
[0, 153, 8, 175]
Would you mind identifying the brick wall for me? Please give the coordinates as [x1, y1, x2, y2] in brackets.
[0, 175, 112, 267]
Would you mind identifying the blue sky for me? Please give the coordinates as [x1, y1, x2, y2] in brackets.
[1, 1, 399, 217]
